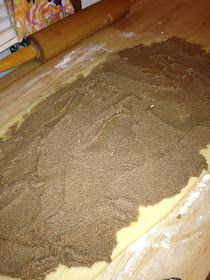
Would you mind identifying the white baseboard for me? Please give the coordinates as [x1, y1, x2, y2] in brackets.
[81, 0, 101, 9]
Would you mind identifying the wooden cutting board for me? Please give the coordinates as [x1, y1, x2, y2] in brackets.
[0, 1, 210, 280]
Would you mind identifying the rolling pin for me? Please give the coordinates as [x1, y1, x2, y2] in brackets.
[0, 0, 132, 72]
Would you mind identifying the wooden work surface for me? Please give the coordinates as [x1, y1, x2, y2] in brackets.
[0, 1, 210, 279]
[1, 0, 210, 133]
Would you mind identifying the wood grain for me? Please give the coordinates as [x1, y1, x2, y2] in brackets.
[96, 172, 210, 280]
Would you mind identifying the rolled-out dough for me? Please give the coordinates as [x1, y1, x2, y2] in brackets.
[0, 38, 210, 280]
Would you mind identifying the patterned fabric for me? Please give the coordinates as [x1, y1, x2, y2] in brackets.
[6, 0, 74, 42]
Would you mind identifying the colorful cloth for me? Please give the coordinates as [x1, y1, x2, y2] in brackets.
[6, 0, 74, 42]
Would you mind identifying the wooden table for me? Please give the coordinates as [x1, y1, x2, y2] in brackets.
[0, 1, 210, 279]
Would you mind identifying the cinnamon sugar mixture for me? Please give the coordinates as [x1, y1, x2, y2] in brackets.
[0, 38, 210, 279]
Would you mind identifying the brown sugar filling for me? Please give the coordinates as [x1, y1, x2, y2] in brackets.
[0, 38, 210, 280]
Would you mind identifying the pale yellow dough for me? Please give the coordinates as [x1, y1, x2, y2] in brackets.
[0, 30, 209, 280]
[1, 146, 209, 280]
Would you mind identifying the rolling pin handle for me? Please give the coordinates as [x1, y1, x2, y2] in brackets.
[0, 45, 37, 73]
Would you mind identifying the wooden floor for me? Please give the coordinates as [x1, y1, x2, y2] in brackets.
[0, 0, 210, 279]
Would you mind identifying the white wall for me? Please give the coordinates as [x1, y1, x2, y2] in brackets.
[81, 0, 101, 9]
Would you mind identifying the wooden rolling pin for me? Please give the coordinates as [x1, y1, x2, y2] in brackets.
[0, 0, 131, 72]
